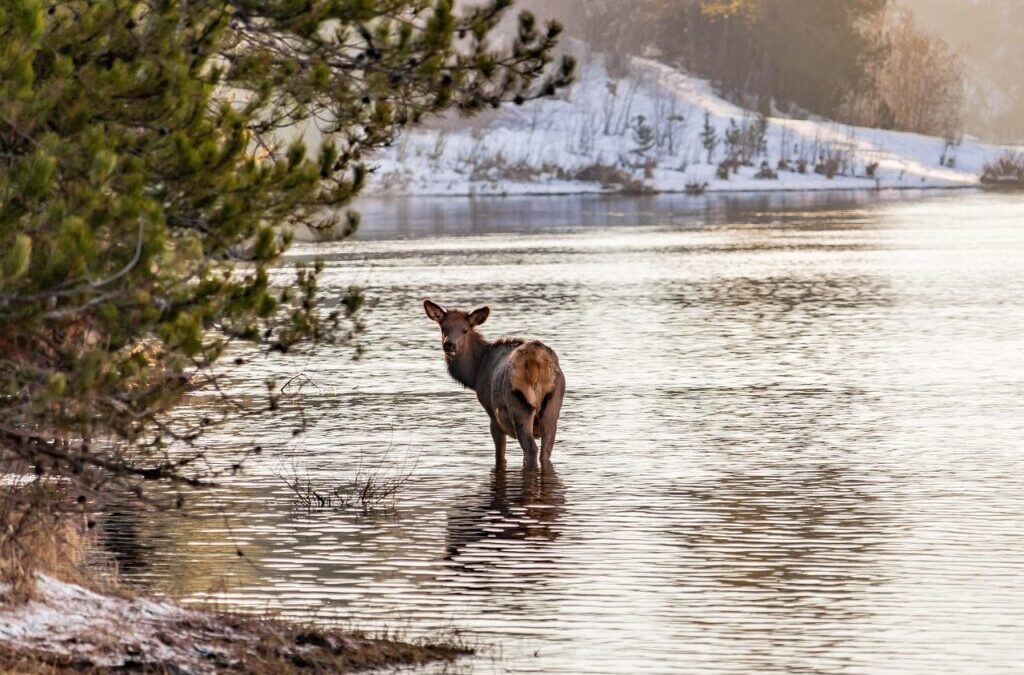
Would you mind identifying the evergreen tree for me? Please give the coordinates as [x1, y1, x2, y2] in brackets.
[0, 0, 572, 497]
[725, 119, 743, 164]
[700, 111, 719, 163]
[630, 115, 656, 158]
[743, 112, 769, 162]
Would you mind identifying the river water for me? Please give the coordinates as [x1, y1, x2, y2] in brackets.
[107, 191, 1024, 674]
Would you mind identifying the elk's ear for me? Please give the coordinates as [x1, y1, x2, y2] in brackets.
[468, 306, 490, 327]
[423, 299, 446, 323]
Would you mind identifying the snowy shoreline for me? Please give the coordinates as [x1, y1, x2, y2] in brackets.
[358, 181, 984, 199]
[359, 55, 1021, 199]
[0, 573, 468, 673]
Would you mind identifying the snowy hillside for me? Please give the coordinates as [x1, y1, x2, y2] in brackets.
[363, 56, 1021, 196]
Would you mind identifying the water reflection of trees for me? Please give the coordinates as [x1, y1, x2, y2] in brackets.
[352, 191, 912, 240]
[664, 274, 895, 316]
[648, 263, 901, 671]
[96, 487, 277, 597]
[653, 267, 897, 467]
[675, 465, 891, 599]
[99, 468, 569, 616]
[656, 334, 898, 671]
[667, 463, 896, 673]
[97, 501, 156, 577]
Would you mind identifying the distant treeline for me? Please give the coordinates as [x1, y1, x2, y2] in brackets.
[526, 0, 964, 137]
[901, 0, 1024, 144]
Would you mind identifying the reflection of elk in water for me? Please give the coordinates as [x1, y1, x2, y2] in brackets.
[445, 468, 565, 567]
[423, 300, 565, 469]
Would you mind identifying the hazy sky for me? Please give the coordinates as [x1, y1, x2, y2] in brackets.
[878, 1, 1022, 142]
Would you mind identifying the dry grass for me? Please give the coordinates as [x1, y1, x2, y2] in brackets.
[981, 152, 1024, 185]
[684, 181, 708, 195]
[814, 146, 853, 179]
[0, 479, 472, 673]
[219, 616, 472, 673]
[466, 154, 569, 184]
[572, 162, 651, 193]
[0, 612, 473, 673]
[1, 473, 472, 673]
[281, 451, 415, 514]
[0, 481, 91, 602]
[0, 642, 106, 675]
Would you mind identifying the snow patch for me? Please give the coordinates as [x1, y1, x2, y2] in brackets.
[365, 56, 1022, 196]
[0, 574, 234, 672]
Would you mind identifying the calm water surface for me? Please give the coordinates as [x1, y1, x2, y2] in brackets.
[109, 191, 1024, 674]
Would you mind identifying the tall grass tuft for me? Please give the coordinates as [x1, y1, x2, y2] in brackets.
[981, 152, 1024, 185]
[0, 481, 89, 602]
[280, 450, 416, 514]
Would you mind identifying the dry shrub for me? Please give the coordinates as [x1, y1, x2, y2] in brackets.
[573, 163, 651, 193]
[754, 161, 778, 180]
[842, 8, 965, 137]
[218, 616, 473, 673]
[981, 152, 1024, 184]
[815, 146, 853, 179]
[466, 154, 569, 184]
[0, 481, 88, 602]
[282, 451, 415, 514]
[684, 181, 708, 195]
[0, 609, 473, 674]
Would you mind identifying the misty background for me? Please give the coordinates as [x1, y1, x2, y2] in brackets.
[902, 0, 1024, 143]
[509, 0, 1023, 144]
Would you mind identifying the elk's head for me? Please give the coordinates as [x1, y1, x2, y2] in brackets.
[423, 300, 489, 361]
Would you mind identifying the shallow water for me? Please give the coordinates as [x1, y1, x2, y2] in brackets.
[107, 191, 1024, 674]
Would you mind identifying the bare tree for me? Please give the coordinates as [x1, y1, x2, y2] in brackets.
[843, 8, 965, 137]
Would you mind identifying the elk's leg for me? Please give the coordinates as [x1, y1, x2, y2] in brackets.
[512, 412, 540, 470]
[539, 400, 562, 468]
[489, 415, 507, 468]
[539, 375, 564, 468]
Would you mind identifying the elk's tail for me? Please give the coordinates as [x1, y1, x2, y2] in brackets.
[510, 343, 558, 410]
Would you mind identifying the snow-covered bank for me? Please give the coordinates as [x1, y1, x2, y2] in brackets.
[364, 56, 1022, 197]
[0, 574, 195, 668]
[0, 574, 467, 673]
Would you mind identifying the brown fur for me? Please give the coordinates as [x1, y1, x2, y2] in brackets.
[508, 343, 557, 409]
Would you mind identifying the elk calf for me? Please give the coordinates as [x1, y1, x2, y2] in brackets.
[424, 300, 565, 469]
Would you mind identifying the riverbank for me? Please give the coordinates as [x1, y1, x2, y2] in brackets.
[0, 482, 469, 674]
[0, 573, 469, 673]
[358, 181, 985, 199]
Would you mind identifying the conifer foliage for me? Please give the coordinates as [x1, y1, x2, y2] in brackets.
[0, 1, 572, 496]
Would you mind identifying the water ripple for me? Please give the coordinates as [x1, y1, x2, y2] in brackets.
[101, 193, 1024, 674]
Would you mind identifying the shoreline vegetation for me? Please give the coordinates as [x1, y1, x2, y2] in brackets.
[361, 54, 1024, 199]
[360, 182, 989, 200]
[0, 581, 471, 671]
[0, 573, 471, 674]
[0, 482, 469, 673]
